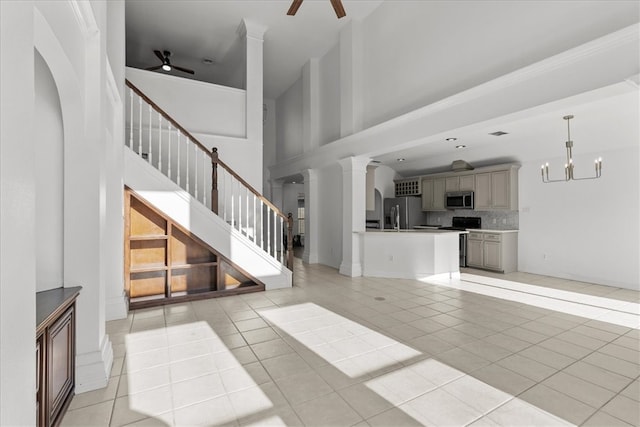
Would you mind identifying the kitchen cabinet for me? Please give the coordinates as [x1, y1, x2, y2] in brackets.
[474, 168, 517, 210]
[421, 177, 446, 211]
[445, 175, 475, 192]
[36, 286, 81, 427]
[466, 231, 518, 273]
[394, 178, 421, 196]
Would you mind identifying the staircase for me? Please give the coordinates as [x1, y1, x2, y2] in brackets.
[123, 79, 292, 307]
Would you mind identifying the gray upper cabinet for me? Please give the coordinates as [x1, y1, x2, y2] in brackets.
[421, 177, 446, 211]
[445, 175, 475, 193]
[474, 167, 518, 210]
[413, 163, 519, 212]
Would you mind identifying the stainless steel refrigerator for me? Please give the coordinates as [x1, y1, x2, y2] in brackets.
[383, 197, 426, 230]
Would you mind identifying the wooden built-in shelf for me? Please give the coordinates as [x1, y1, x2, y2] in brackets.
[125, 188, 264, 309]
[130, 235, 169, 241]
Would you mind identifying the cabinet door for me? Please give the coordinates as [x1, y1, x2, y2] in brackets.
[432, 178, 446, 210]
[474, 173, 492, 210]
[445, 177, 459, 192]
[47, 307, 74, 425]
[483, 240, 502, 270]
[459, 175, 475, 191]
[421, 178, 433, 211]
[491, 170, 510, 209]
[467, 239, 483, 267]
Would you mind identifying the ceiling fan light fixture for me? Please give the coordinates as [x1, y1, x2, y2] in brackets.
[162, 64, 171, 71]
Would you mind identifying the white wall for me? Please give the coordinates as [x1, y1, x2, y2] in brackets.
[373, 164, 399, 201]
[316, 163, 343, 268]
[126, 66, 265, 194]
[519, 145, 639, 290]
[34, 51, 64, 292]
[319, 44, 341, 146]
[126, 67, 246, 137]
[361, 1, 640, 128]
[276, 75, 303, 161]
[1, 1, 37, 424]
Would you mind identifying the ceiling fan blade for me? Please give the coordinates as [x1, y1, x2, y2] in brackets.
[287, 0, 303, 16]
[153, 50, 165, 62]
[173, 65, 195, 75]
[145, 65, 163, 71]
[330, 0, 346, 18]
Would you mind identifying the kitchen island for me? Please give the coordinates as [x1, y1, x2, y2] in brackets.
[360, 229, 464, 280]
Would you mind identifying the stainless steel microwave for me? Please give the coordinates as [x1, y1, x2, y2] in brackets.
[445, 191, 474, 209]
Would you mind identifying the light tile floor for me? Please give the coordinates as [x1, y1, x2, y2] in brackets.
[62, 261, 640, 426]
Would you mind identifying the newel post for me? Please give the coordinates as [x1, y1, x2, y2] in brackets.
[287, 212, 294, 270]
[211, 147, 219, 214]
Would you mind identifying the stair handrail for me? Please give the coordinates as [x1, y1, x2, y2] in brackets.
[125, 78, 294, 269]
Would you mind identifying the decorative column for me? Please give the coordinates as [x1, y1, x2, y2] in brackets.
[239, 19, 267, 191]
[339, 19, 364, 137]
[302, 169, 319, 264]
[269, 179, 284, 253]
[302, 58, 320, 152]
[338, 156, 370, 277]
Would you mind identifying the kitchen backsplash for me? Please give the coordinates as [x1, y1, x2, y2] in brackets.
[426, 210, 519, 230]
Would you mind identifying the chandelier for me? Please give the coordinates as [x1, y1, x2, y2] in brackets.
[541, 115, 602, 183]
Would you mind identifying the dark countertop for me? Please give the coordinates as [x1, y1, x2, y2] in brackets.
[36, 286, 82, 333]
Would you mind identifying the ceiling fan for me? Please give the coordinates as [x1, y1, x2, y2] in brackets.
[287, 0, 346, 18]
[145, 50, 195, 75]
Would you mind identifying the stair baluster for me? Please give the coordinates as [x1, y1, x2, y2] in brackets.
[148, 104, 153, 165]
[167, 123, 172, 180]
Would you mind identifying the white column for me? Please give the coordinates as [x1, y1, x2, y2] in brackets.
[269, 179, 284, 254]
[105, 0, 127, 321]
[338, 156, 370, 277]
[0, 2, 36, 424]
[302, 58, 320, 152]
[339, 19, 364, 137]
[302, 169, 319, 264]
[239, 19, 267, 191]
[66, 5, 113, 393]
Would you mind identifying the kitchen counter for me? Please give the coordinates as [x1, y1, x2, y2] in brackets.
[467, 229, 519, 233]
[367, 229, 467, 234]
[360, 229, 461, 280]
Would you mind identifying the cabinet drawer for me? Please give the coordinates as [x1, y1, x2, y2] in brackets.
[483, 233, 501, 242]
[468, 232, 483, 240]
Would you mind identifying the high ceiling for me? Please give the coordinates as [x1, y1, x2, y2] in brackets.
[125, 0, 383, 99]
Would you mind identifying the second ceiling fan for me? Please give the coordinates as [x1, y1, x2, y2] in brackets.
[146, 50, 195, 75]
[287, 0, 346, 19]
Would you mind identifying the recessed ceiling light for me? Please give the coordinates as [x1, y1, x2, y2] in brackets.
[455, 145, 466, 149]
[397, 158, 405, 162]
[489, 131, 508, 136]
[445, 137, 457, 142]
[202, 58, 215, 65]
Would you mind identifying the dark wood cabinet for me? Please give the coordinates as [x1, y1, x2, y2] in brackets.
[36, 287, 81, 427]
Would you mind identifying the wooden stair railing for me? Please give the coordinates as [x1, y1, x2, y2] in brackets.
[125, 79, 294, 271]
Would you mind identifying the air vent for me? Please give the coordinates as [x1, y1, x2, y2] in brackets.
[489, 131, 509, 136]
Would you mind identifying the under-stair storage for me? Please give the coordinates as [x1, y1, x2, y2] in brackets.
[125, 188, 263, 308]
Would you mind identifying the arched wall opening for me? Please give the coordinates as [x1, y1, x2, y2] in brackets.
[34, 49, 64, 292]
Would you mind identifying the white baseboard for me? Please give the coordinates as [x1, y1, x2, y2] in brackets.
[105, 292, 128, 321]
[75, 335, 113, 393]
[339, 262, 362, 277]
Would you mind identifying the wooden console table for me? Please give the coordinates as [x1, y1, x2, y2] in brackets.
[36, 286, 81, 427]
